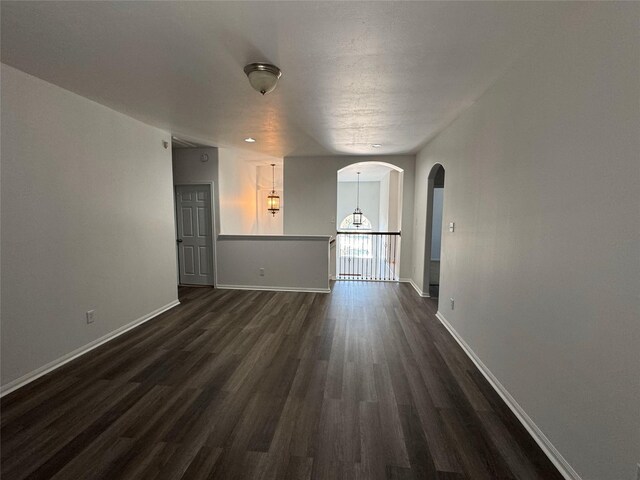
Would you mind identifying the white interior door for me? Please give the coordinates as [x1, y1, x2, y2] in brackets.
[176, 185, 214, 286]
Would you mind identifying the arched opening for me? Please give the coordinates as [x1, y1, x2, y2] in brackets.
[424, 164, 445, 297]
[336, 162, 403, 281]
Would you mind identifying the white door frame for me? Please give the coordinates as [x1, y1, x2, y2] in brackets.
[174, 182, 217, 287]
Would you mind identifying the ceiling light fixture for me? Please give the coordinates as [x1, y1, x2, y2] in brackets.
[372, 144, 382, 148]
[352, 172, 363, 227]
[244, 63, 282, 95]
[267, 164, 280, 216]
[244, 137, 256, 143]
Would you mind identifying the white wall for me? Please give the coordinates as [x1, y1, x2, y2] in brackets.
[216, 235, 330, 292]
[377, 170, 402, 233]
[1, 64, 178, 388]
[337, 181, 380, 230]
[218, 149, 259, 234]
[411, 5, 639, 479]
[284, 155, 415, 279]
[379, 172, 390, 231]
[387, 170, 402, 232]
[217, 151, 284, 235]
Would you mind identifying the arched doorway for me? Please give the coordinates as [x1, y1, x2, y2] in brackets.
[424, 164, 445, 297]
[336, 162, 403, 281]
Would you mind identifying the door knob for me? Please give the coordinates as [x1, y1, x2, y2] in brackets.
[177, 239, 183, 243]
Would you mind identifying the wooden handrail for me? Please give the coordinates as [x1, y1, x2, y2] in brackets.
[336, 231, 401, 236]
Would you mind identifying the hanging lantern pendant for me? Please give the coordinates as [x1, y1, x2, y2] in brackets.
[267, 163, 280, 216]
[352, 171, 363, 227]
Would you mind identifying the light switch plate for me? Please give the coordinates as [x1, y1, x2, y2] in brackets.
[449, 222, 455, 232]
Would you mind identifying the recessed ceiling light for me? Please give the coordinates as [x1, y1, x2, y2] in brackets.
[244, 137, 256, 143]
[372, 144, 382, 148]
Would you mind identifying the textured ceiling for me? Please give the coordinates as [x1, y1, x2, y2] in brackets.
[1, 1, 581, 157]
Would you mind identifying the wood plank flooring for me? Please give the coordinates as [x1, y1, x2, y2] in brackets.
[1, 282, 563, 480]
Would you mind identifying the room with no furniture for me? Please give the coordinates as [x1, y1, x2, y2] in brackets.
[1, 2, 638, 479]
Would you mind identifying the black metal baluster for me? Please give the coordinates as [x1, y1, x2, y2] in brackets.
[362, 234, 365, 280]
[378, 234, 382, 281]
[345, 235, 348, 279]
[386, 236, 390, 281]
[349, 235, 351, 279]
[359, 234, 362, 281]
[381, 236, 384, 281]
[339, 234, 342, 279]
[367, 234, 371, 280]
[338, 234, 340, 279]
[392, 234, 396, 281]
[394, 234, 397, 280]
[394, 234, 398, 280]
[346, 235, 349, 279]
[374, 234, 378, 280]
[363, 234, 366, 280]
[367, 233, 371, 280]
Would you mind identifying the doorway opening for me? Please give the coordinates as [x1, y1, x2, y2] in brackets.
[424, 164, 445, 297]
[175, 184, 215, 286]
[336, 162, 403, 281]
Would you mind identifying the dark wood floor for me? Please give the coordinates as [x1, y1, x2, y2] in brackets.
[1, 282, 562, 480]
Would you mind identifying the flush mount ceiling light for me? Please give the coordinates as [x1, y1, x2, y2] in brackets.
[372, 144, 382, 148]
[243, 63, 282, 95]
[244, 137, 256, 143]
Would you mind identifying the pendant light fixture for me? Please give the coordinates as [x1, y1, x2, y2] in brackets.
[267, 163, 280, 216]
[352, 172, 363, 227]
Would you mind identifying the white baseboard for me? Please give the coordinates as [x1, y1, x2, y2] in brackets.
[0, 299, 180, 398]
[402, 278, 429, 297]
[216, 284, 331, 294]
[434, 311, 581, 480]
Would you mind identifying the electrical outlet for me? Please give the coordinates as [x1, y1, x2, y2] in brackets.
[86, 310, 96, 324]
[259, 268, 265, 277]
[450, 298, 455, 310]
